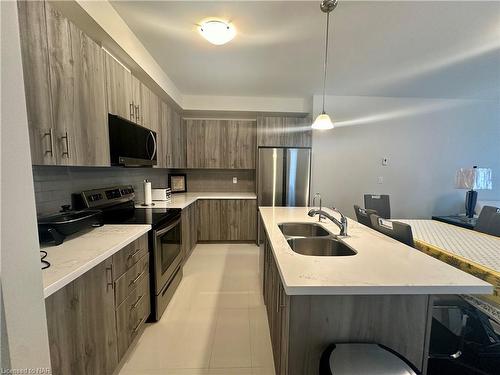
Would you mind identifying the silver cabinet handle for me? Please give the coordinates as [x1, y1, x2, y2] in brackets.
[105, 265, 114, 292]
[61, 131, 70, 158]
[43, 128, 54, 156]
[129, 263, 147, 288]
[127, 248, 142, 260]
[132, 317, 145, 334]
[130, 294, 144, 311]
[135, 105, 140, 123]
[130, 102, 135, 120]
[279, 287, 287, 309]
[276, 284, 280, 312]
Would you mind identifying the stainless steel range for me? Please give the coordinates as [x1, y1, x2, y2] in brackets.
[74, 185, 182, 321]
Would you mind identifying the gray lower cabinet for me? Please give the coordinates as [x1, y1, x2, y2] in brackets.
[45, 234, 150, 375]
[197, 199, 257, 241]
[18, 0, 109, 166]
[181, 202, 198, 263]
[262, 235, 433, 375]
[45, 258, 118, 375]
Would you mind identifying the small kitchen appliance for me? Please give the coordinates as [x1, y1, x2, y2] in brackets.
[152, 188, 172, 202]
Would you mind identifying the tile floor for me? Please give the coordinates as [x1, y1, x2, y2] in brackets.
[119, 243, 276, 375]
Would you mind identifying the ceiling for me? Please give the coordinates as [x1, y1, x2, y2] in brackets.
[110, 1, 500, 100]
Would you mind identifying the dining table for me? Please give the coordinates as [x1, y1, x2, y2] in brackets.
[398, 219, 500, 321]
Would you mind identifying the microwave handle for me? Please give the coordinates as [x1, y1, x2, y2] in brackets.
[150, 131, 157, 160]
[146, 131, 157, 160]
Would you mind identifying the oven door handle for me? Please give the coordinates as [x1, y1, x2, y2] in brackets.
[154, 217, 181, 237]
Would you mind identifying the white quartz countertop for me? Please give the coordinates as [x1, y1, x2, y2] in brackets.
[41, 224, 151, 298]
[259, 207, 493, 296]
[136, 192, 257, 209]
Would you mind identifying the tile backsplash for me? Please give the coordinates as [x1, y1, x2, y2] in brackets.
[33, 166, 170, 215]
[33, 166, 256, 215]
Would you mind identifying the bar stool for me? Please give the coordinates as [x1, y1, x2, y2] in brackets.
[353, 205, 377, 228]
[475, 206, 500, 237]
[364, 194, 391, 219]
[319, 343, 420, 375]
[369, 214, 414, 247]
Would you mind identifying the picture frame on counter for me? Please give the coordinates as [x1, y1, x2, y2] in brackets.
[168, 174, 187, 193]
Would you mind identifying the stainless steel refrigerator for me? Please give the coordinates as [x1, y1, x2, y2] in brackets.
[257, 147, 311, 207]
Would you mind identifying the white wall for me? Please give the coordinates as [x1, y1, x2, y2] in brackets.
[76, 0, 183, 106]
[311, 95, 500, 219]
[1, 1, 52, 371]
[182, 94, 310, 113]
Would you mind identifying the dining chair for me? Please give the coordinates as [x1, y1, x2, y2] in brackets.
[353, 205, 377, 228]
[369, 214, 414, 247]
[475, 206, 500, 237]
[364, 194, 391, 219]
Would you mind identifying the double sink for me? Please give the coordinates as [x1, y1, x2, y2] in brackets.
[278, 223, 356, 257]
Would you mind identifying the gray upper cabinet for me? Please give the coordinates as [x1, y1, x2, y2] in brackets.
[186, 119, 256, 169]
[104, 51, 133, 120]
[69, 23, 109, 166]
[19, 0, 109, 166]
[45, 1, 75, 165]
[227, 120, 256, 169]
[257, 115, 312, 148]
[17, 0, 56, 166]
[161, 102, 186, 168]
[131, 75, 142, 124]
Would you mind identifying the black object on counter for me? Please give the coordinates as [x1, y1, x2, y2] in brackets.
[432, 215, 477, 230]
[37, 210, 103, 245]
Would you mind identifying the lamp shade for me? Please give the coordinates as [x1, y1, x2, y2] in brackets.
[455, 167, 492, 190]
[312, 113, 334, 130]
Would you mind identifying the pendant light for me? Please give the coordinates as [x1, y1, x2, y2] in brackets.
[312, 0, 338, 130]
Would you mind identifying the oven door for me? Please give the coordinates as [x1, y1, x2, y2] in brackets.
[152, 217, 182, 294]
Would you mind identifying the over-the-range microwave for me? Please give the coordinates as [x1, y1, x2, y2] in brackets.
[108, 114, 157, 167]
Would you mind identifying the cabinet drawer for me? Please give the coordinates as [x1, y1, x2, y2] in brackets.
[115, 253, 149, 306]
[113, 234, 148, 280]
[116, 274, 150, 360]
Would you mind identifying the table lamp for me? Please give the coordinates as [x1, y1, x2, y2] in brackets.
[455, 166, 493, 218]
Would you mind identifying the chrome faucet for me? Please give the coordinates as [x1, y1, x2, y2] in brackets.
[308, 207, 348, 236]
[312, 192, 323, 222]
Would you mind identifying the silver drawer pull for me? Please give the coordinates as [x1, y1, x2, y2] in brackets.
[61, 131, 70, 158]
[130, 294, 144, 311]
[43, 129, 54, 156]
[132, 317, 145, 334]
[129, 265, 147, 288]
[130, 102, 135, 120]
[127, 248, 142, 260]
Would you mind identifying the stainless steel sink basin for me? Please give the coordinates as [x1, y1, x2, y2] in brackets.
[287, 238, 357, 256]
[278, 223, 330, 238]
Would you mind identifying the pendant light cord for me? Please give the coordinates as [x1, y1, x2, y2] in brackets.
[321, 11, 331, 114]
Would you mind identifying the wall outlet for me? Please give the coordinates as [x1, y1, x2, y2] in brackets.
[377, 176, 384, 184]
[232, 177, 238, 184]
[382, 157, 389, 166]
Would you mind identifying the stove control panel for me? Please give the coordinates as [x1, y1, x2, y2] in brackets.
[80, 185, 135, 209]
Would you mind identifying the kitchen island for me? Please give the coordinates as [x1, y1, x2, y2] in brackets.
[259, 207, 492, 375]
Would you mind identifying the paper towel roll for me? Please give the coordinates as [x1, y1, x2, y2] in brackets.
[144, 180, 152, 205]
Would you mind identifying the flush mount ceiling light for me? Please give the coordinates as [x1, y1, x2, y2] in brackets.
[312, 0, 338, 130]
[198, 19, 236, 45]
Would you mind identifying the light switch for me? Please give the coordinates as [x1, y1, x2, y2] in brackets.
[377, 176, 384, 184]
[233, 177, 238, 184]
